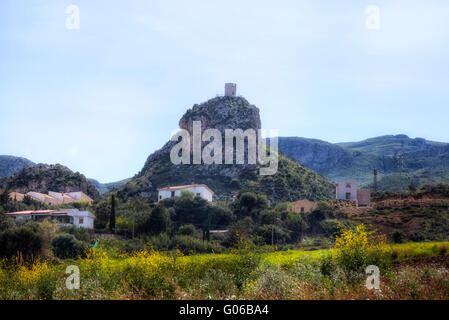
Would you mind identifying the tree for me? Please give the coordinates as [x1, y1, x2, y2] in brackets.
[146, 205, 170, 235]
[0, 189, 10, 207]
[39, 218, 59, 257]
[232, 191, 268, 220]
[173, 193, 209, 227]
[286, 213, 307, 243]
[94, 199, 111, 229]
[126, 196, 151, 238]
[0, 225, 43, 259]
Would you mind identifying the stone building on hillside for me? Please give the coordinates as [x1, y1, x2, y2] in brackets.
[336, 180, 358, 201]
[9, 190, 93, 206]
[336, 181, 371, 207]
[288, 199, 317, 214]
[356, 189, 371, 207]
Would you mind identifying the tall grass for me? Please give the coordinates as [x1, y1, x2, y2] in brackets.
[1, 238, 448, 300]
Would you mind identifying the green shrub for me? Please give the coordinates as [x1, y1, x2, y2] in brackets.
[334, 225, 391, 281]
[177, 224, 198, 236]
[120, 239, 146, 254]
[409, 231, 426, 242]
[145, 234, 225, 254]
[392, 230, 404, 243]
[60, 225, 92, 242]
[126, 271, 175, 299]
[51, 234, 87, 259]
[245, 263, 297, 299]
[0, 225, 43, 259]
[36, 272, 57, 300]
[318, 253, 337, 278]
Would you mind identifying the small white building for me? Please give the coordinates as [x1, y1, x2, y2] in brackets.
[158, 183, 214, 202]
[336, 180, 358, 201]
[5, 208, 95, 229]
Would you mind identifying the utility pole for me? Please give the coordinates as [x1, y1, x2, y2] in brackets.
[398, 154, 404, 200]
[110, 195, 116, 233]
[132, 215, 135, 239]
[271, 225, 274, 246]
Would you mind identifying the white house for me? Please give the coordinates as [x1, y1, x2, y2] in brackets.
[336, 180, 358, 201]
[158, 183, 214, 202]
[60, 209, 95, 229]
[5, 208, 95, 229]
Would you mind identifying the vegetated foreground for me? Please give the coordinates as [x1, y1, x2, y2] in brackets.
[1, 226, 449, 300]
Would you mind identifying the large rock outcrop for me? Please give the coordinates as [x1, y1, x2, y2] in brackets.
[116, 96, 334, 202]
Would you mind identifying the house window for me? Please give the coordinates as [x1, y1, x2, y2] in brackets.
[346, 192, 351, 200]
[300, 207, 305, 213]
[171, 191, 175, 197]
[159, 195, 162, 200]
[79, 218, 84, 224]
[196, 193, 201, 197]
[346, 183, 351, 188]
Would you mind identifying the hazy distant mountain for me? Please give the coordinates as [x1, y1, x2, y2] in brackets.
[273, 135, 449, 190]
[89, 178, 131, 195]
[0, 155, 35, 178]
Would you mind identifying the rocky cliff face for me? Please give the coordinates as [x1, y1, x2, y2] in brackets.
[116, 96, 334, 202]
[270, 137, 347, 173]
[0, 163, 100, 199]
[0, 155, 35, 178]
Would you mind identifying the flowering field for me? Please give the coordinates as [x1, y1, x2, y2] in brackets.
[1, 229, 449, 300]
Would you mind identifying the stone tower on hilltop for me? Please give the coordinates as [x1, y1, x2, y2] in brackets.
[225, 83, 237, 97]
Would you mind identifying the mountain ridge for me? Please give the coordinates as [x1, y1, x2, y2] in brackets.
[0, 155, 35, 178]
[272, 134, 449, 190]
[0, 163, 100, 199]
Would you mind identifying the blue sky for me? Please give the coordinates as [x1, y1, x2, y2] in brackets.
[1, 0, 449, 182]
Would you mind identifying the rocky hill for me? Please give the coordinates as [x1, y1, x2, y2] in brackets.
[115, 96, 334, 202]
[0, 155, 35, 178]
[273, 135, 449, 190]
[0, 163, 100, 199]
